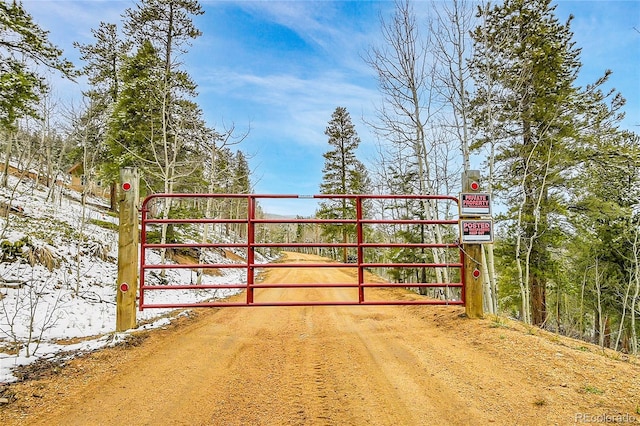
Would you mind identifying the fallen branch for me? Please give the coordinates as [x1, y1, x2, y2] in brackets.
[0, 279, 26, 289]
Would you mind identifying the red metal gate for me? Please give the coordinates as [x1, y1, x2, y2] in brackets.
[138, 194, 464, 310]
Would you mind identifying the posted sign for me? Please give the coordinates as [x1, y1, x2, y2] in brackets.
[460, 219, 493, 243]
[460, 193, 491, 216]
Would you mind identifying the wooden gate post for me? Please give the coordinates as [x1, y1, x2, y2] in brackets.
[116, 167, 139, 332]
[462, 170, 484, 319]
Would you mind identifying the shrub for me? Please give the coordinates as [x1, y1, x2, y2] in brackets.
[23, 244, 61, 271]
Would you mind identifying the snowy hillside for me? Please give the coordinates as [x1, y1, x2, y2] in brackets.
[0, 173, 250, 383]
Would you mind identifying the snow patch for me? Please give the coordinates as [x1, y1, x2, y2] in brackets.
[0, 172, 262, 383]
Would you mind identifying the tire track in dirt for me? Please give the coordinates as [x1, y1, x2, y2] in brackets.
[1, 252, 639, 425]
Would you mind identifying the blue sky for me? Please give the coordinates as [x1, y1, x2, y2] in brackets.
[24, 0, 640, 215]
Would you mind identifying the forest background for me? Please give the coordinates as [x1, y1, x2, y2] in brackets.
[1, 0, 640, 362]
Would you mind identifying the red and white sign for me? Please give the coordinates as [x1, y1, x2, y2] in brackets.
[460, 219, 493, 243]
[460, 193, 491, 216]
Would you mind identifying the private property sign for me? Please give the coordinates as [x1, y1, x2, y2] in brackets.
[460, 193, 491, 216]
[460, 219, 494, 243]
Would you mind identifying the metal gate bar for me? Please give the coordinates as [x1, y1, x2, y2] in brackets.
[139, 194, 464, 309]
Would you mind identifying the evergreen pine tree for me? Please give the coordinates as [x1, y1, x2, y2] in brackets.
[106, 40, 163, 193]
[0, 1, 75, 128]
[74, 22, 129, 208]
[317, 106, 370, 262]
[470, 0, 583, 325]
[470, 0, 634, 328]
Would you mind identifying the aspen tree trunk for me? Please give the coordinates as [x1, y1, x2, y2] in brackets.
[197, 140, 218, 285]
[2, 132, 13, 188]
[632, 267, 639, 355]
[158, 90, 170, 269]
[594, 259, 606, 348]
[433, 0, 498, 310]
[615, 276, 633, 351]
[630, 223, 640, 354]
[481, 248, 494, 312]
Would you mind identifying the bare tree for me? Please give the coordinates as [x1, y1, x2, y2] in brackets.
[430, 0, 499, 313]
[0, 122, 39, 239]
[624, 216, 640, 354]
[365, 0, 454, 286]
[64, 99, 105, 293]
[196, 123, 248, 284]
[430, 0, 475, 171]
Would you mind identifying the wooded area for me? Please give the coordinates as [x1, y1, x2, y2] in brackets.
[1, 0, 638, 354]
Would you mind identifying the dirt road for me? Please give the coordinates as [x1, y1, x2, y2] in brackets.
[2, 252, 639, 425]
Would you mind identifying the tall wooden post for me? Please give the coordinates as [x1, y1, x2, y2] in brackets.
[116, 168, 139, 332]
[462, 170, 484, 319]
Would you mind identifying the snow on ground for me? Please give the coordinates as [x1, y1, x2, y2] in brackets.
[0, 173, 258, 383]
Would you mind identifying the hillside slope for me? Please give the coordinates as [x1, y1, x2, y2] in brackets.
[1, 253, 638, 425]
[0, 172, 243, 383]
